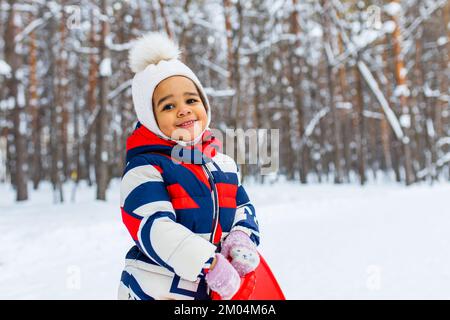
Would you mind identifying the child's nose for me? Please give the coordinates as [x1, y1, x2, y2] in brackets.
[177, 106, 192, 117]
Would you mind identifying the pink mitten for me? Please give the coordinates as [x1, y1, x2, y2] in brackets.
[221, 230, 260, 277]
[205, 253, 240, 300]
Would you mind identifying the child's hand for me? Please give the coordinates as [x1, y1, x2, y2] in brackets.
[221, 230, 260, 277]
[205, 253, 240, 300]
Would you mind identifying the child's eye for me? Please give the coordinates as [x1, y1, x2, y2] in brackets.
[186, 99, 198, 104]
[162, 104, 175, 111]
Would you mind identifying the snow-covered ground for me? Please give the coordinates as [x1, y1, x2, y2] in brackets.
[1, 179, 450, 299]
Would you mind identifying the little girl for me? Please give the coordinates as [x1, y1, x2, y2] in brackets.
[118, 32, 260, 300]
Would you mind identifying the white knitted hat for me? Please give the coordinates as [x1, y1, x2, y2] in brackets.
[129, 32, 211, 146]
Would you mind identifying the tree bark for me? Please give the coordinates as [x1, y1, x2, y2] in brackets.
[5, 0, 28, 201]
[354, 56, 367, 185]
[29, 25, 42, 190]
[96, 0, 111, 200]
[391, 0, 415, 185]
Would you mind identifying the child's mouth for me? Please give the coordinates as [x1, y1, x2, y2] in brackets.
[176, 120, 197, 128]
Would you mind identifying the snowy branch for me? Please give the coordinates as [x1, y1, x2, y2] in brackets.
[401, 0, 448, 41]
[436, 153, 450, 167]
[298, 108, 330, 150]
[14, 12, 54, 43]
[198, 58, 230, 78]
[71, 40, 100, 55]
[437, 137, 450, 149]
[363, 110, 384, 120]
[357, 61, 406, 143]
[203, 88, 235, 97]
[192, 18, 224, 34]
[240, 33, 297, 56]
[108, 79, 132, 101]
[0, 2, 39, 13]
[105, 34, 135, 52]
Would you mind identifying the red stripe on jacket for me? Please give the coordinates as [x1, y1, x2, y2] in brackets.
[167, 183, 200, 209]
[216, 183, 238, 208]
[121, 207, 141, 241]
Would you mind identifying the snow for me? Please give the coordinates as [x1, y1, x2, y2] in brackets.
[352, 29, 379, 48]
[424, 84, 441, 98]
[437, 137, 450, 148]
[19, 112, 27, 135]
[99, 58, 112, 77]
[427, 119, 435, 138]
[383, 20, 397, 34]
[310, 26, 323, 38]
[203, 88, 235, 97]
[394, 84, 411, 97]
[17, 84, 26, 108]
[436, 153, 450, 167]
[0, 97, 15, 110]
[267, 0, 285, 17]
[399, 114, 411, 128]
[336, 102, 352, 110]
[384, 2, 402, 17]
[113, 2, 122, 11]
[437, 36, 448, 46]
[0, 59, 11, 77]
[363, 110, 384, 120]
[304, 108, 329, 138]
[1, 180, 450, 299]
[0, 60, 12, 76]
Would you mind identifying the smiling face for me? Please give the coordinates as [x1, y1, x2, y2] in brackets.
[152, 76, 208, 142]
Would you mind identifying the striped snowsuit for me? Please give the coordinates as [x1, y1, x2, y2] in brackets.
[118, 123, 260, 300]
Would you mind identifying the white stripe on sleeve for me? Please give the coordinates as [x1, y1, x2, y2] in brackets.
[134, 200, 175, 218]
[120, 164, 163, 206]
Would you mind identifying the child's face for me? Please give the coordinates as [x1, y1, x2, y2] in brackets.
[152, 76, 208, 142]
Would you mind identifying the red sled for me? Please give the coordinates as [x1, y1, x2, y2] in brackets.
[211, 253, 286, 300]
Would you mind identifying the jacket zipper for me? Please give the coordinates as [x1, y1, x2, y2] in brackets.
[202, 164, 220, 245]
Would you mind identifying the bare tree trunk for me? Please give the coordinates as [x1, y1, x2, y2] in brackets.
[72, 47, 84, 185]
[96, 0, 111, 200]
[5, 0, 28, 201]
[321, 0, 343, 183]
[439, 3, 450, 178]
[391, 0, 415, 185]
[223, 0, 247, 181]
[29, 26, 42, 190]
[380, 35, 393, 174]
[354, 57, 367, 185]
[317, 59, 330, 181]
[223, 0, 235, 126]
[57, 3, 69, 182]
[289, 0, 308, 183]
[47, 15, 64, 202]
[337, 34, 352, 182]
[158, 0, 173, 39]
[83, 10, 99, 186]
[415, 28, 437, 182]
[233, 1, 244, 129]
[178, 0, 193, 62]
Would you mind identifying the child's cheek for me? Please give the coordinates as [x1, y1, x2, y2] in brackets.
[158, 113, 176, 136]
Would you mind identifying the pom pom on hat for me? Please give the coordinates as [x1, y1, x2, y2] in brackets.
[128, 31, 212, 146]
[128, 32, 182, 73]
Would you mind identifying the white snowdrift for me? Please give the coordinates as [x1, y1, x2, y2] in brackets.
[1, 179, 450, 299]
